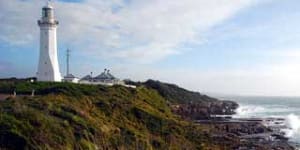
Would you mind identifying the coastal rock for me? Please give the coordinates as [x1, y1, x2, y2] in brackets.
[202, 121, 294, 150]
[171, 100, 239, 120]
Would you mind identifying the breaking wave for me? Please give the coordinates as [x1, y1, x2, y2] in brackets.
[234, 105, 300, 143]
[234, 104, 295, 118]
[235, 105, 266, 117]
[228, 97, 300, 146]
[283, 114, 300, 142]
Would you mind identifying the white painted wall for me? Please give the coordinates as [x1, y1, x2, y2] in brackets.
[37, 5, 61, 82]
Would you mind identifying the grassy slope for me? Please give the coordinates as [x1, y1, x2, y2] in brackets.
[0, 82, 222, 150]
[129, 80, 219, 104]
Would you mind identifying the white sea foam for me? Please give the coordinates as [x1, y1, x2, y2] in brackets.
[235, 105, 300, 143]
[235, 104, 297, 118]
[235, 105, 266, 117]
[229, 97, 300, 145]
[283, 114, 300, 142]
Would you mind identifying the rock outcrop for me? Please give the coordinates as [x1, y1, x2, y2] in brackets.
[171, 100, 238, 120]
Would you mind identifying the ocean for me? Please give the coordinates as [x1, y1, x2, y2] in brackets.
[218, 96, 300, 144]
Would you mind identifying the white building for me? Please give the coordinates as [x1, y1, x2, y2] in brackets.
[35, 2, 134, 88]
[63, 49, 79, 83]
[63, 74, 79, 83]
[36, 2, 62, 82]
[79, 75, 94, 84]
[79, 69, 125, 86]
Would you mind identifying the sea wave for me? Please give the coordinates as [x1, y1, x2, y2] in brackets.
[234, 104, 298, 118]
[235, 105, 266, 117]
[234, 105, 300, 143]
[283, 114, 300, 143]
[228, 97, 300, 146]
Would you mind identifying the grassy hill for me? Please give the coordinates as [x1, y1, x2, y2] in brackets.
[0, 81, 228, 150]
[126, 79, 220, 104]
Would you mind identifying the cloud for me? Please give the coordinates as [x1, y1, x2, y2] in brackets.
[105, 46, 300, 96]
[109, 62, 300, 96]
[0, 0, 260, 63]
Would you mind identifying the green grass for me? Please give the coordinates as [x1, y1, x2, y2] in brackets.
[0, 81, 221, 150]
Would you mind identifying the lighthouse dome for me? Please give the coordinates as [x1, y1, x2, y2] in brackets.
[44, 0, 54, 9]
[40, 1, 56, 22]
[43, 5, 53, 9]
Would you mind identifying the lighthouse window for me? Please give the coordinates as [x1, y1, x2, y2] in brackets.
[43, 10, 47, 18]
[43, 9, 49, 18]
[44, 62, 47, 64]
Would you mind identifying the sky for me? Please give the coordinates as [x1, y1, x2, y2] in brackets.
[1, 0, 300, 96]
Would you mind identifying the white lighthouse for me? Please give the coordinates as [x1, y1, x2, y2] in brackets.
[37, 1, 61, 82]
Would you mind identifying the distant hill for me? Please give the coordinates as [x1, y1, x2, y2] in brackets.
[0, 80, 237, 149]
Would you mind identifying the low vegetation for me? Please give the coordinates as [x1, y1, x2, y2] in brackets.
[127, 79, 219, 104]
[0, 80, 226, 150]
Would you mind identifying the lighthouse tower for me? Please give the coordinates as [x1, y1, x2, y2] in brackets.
[37, 1, 61, 82]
